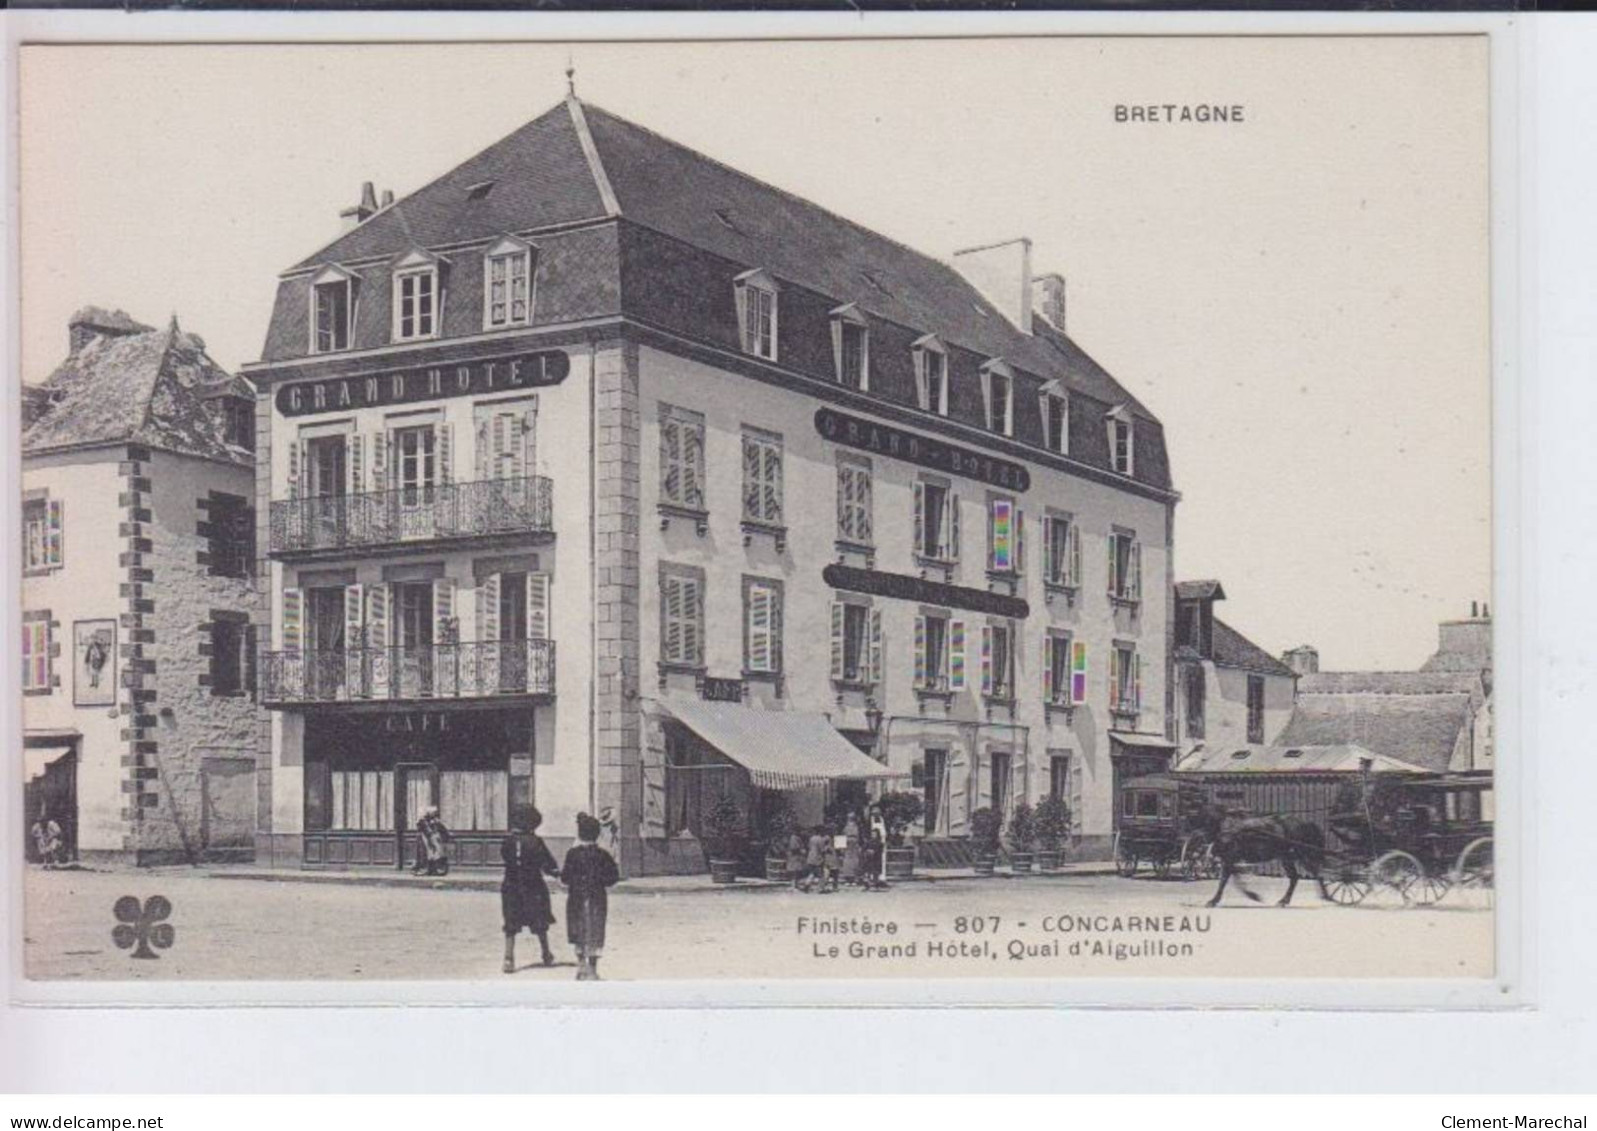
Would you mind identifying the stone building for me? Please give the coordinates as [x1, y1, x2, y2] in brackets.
[1172, 580, 1297, 752]
[245, 93, 1178, 871]
[1275, 604, 1493, 773]
[22, 307, 260, 864]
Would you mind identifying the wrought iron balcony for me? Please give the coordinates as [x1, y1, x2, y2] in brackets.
[269, 476, 553, 557]
[261, 639, 555, 706]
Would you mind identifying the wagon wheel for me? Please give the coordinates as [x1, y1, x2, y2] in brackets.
[1372, 850, 1429, 905]
[1113, 835, 1139, 878]
[1454, 836, 1494, 891]
[1321, 861, 1373, 905]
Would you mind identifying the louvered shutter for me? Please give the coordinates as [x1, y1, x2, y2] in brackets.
[521, 402, 538, 478]
[857, 466, 872, 543]
[914, 347, 928, 410]
[1129, 541, 1142, 602]
[349, 434, 365, 494]
[1135, 654, 1144, 714]
[1043, 636, 1054, 703]
[735, 283, 751, 352]
[868, 608, 883, 686]
[438, 423, 453, 486]
[479, 573, 501, 643]
[1071, 641, 1088, 705]
[1110, 647, 1122, 712]
[527, 572, 550, 641]
[685, 425, 704, 509]
[344, 584, 365, 698]
[976, 751, 994, 810]
[747, 584, 773, 673]
[830, 602, 845, 681]
[1109, 535, 1119, 597]
[836, 468, 850, 540]
[370, 431, 387, 490]
[764, 445, 782, 523]
[949, 493, 961, 561]
[366, 585, 390, 697]
[287, 440, 302, 500]
[46, 500, 64, 566]
[913, 614, 927, 689]
[980, 626, 994, 695]
[949, 618, 966, 691]
[683, 577, 702, 666]
[948, 745, 969, 837]
[1042, 517, 1055, 582]
[1068, 522, 1082, 587]
[433, 578, 457, 696]
[281, 588, 303, 653]
[475, 418, 490, 481]
[913, 482, 925, 557]
[1016, 510, 1025, 576]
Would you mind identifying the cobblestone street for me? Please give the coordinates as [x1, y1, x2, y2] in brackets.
[23, 864, 1494, 982]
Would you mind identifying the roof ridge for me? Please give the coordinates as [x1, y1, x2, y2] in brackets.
[566, 95, 619, 218]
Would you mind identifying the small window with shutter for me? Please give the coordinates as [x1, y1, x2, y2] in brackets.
[660, 564, 705, 669]
[742, 576, 783, 677]
[659, 403, 707, 513]
[22, 496, 63, 572]
[836, 456, 873, 547]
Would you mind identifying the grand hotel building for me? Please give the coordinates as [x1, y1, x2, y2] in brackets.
[245, 93, 1179, 872]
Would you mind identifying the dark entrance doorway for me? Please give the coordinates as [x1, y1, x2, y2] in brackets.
[24, 741, 77, 863]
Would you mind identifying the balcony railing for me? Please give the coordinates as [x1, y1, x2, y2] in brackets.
[269, 476, 553, 555]
[261, 639, 555, 706]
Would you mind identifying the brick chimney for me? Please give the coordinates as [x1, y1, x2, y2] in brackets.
[952, 238, 1033, 334]
[1033, 273, 1066, 331]
[1281, 645, 1320, 676]
[68, 306, 152, 354]
[340, 181, 380, 231]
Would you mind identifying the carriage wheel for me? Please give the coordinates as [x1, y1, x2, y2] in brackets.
[1372, 850, 1428, 905]
[1113, 835, 1139, 878]
[1321, 863, 1372, 905]
[1179, 834, 1207, 882]
[1454, 837, 1494, 891]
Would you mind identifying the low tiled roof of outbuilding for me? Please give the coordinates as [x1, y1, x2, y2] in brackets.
[1274, 693, 1474, 773]
[24, 318, 253, 466]
[1210, 618, 1296, 678]
[1298, 671, 1485, 698]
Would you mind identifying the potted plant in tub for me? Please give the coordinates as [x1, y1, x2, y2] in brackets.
[1034, 796, 1071, 873]
[875, 791, 925, 881]
[702, 793, 747, 884]
[1008, 802, 1038, 875]
[970, 807, 1002, 877]
[764, 800, 798, 882]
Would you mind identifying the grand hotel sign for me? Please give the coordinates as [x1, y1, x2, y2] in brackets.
[276, 350, 570, 417]
[814, 408, 1031, 492]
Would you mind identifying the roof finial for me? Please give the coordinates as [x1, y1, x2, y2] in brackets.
[566, 55, 576, 97]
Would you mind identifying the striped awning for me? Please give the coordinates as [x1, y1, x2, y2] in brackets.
[660, 696, 906, 790]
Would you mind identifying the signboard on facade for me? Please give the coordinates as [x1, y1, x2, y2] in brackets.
[276, 350, 570, 417]
[699, 677, 746, 703]
[814, 407, 1031, 492]
[822, 564, 1030, 619]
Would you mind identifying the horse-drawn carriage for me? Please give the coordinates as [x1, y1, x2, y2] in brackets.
[1316, 771, 1495, 906]
[1112, 767, 1495, 907]
[1112, 775, 1219, 881]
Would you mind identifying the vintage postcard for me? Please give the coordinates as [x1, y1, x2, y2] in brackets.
[12, 31, 1503, 999]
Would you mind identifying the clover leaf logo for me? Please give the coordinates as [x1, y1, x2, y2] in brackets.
[112, 894, 174, 960]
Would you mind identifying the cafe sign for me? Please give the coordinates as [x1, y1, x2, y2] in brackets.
[277, 350, 570, 417]
[815, 407, 1031, 493]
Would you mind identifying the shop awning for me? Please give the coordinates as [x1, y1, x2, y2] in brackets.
[660, 696, 907, 790]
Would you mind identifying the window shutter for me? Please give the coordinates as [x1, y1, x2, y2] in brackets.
[980, 626, 993, 696]
[1068, 522, 1082, 587]
[1042, 517, 1054, 582]
[857, 466, 872, 543]
[1110, 648, 1122, 712]
[836, 467, 850, 540]
[830, 602, 845, 681]
[244, 623, 259, 700]
[913, 614, 927, 689]
[764, 445, 782, 524]
[1108, 536, 1119, 597]
[869, 608, 883, 686]
[735, 283, 751, 352]
[349, 434, 365, 494]
[479, 573, 501, 644]
[526, 572, 550, 641]
[1071, 642, 1088, 705]
[913, 482, 925, 557]
[287, 440, 301, 500]
[1135, 654, 1144, 713]
[46, 500, 64, 566]
[432, 578, 456, 641]
[1016, 510, 1025, 576]
[830, 319, 844, 384]
[438, 423, 453, 486]
[684, 577, 703, 666]
[949, 618, 966, 691]
[914, 348, 928, 410]
[949, 493, 961, 561]
[1129, 541, 1142, 602]
[662, 575, 683, 664]
[1043, 636, 1054, 703]
[685, 425, 704, 509]
[343, 583, 365, 649]
[370, 431, 387, 490]
[475, 418, 491, 481]
[521, 402, 538, 478]
[747, 584, 773, 673]
[281, 588, 303, 653]
[661, 418, 681, 504]
[980, 369, 994, 431]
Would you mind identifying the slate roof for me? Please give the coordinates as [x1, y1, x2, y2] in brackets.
[286, 96, 1160, 424]
[1210, 617, 1296, 678]
[1175, 579, 1226, 602]
[1298, 671, 1484, 699]
[24, 318, 253, 466]
[1176, 742, 1427, 775]
[1274, 693, 1474, 773]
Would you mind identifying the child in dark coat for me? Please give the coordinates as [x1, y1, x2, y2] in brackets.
[560, 811, 620, 981]
[501, 805, 560, 973]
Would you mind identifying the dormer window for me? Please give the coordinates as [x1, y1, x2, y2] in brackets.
[309, 266, 355, 354]
[1040, 381, 1070, 455]
[484, 237, 534, 329]
[830, 304, 870, 390]
[980, 359, 1014, 437]
[734, 268, 778, 361]
[1107, 405, 1135, 476]
[392, 250, 441, 342]
[913, 335, 948, 416]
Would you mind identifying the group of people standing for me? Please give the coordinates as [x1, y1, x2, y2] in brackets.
[500, 806, 619, 981]
[788, 807, 890, 893]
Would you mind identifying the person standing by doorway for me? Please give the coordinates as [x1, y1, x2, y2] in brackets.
[561, 812, 620, 981]
[500, 805, 559, 973]
[413, 806, 452, 876]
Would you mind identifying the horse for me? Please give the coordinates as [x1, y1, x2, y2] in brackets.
[1202, 809, 1327, 908]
